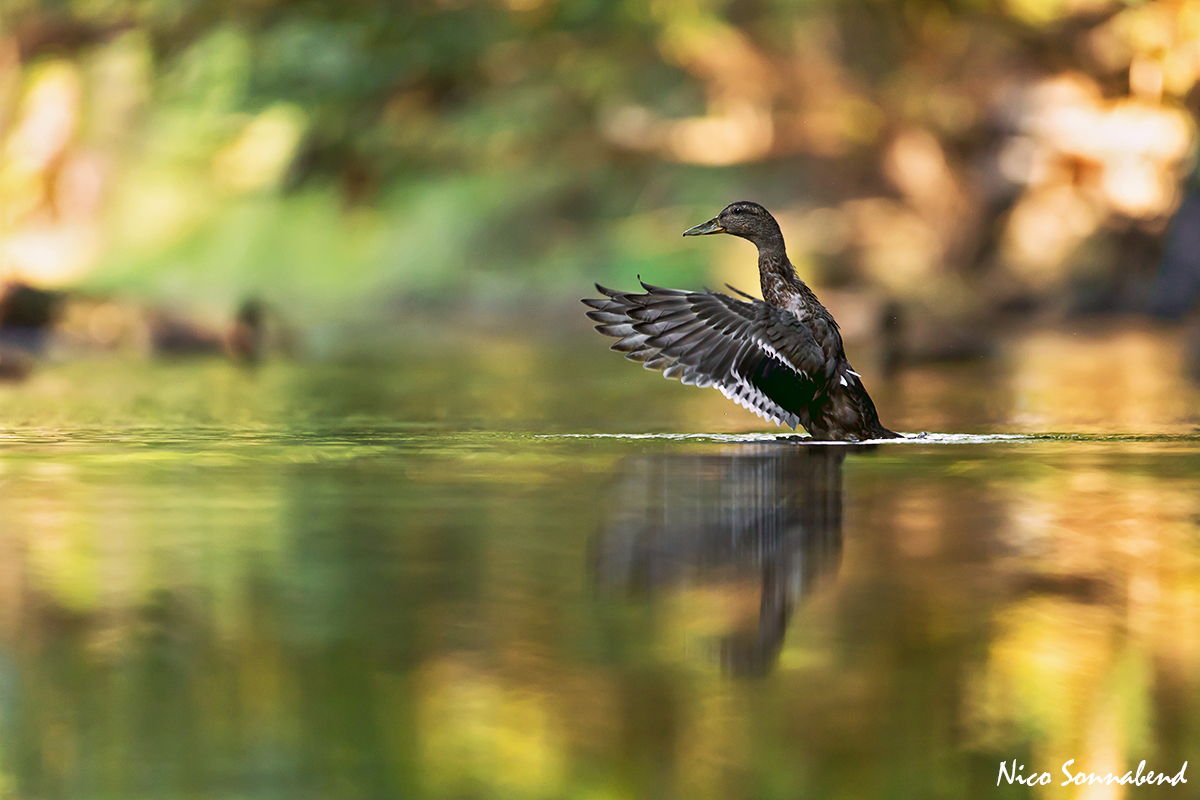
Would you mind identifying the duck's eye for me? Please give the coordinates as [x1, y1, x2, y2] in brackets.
[732, 207, 744, 215]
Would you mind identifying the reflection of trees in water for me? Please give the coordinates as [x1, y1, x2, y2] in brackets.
[594, 444, 857, 676]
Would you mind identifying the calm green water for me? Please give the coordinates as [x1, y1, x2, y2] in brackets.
[1, 333, 1200, 799]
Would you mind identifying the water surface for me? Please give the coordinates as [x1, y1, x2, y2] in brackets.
[1, 325, 1199, 798]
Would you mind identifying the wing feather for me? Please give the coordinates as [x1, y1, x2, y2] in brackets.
[584, 284, 829, 429]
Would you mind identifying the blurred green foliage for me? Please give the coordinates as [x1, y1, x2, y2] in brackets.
[5, 0, 750, 318]
[2, 0, 1196, 326]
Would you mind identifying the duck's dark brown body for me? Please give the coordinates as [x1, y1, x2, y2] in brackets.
[583, 202, 897, 442]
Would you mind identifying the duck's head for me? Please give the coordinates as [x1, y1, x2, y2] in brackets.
[683, 201, 782, 247]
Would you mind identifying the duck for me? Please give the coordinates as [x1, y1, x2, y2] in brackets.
[583, 201, 898, 441]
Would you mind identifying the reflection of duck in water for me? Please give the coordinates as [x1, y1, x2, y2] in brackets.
[584, 202, 896, 441]
[593, 444, 850, 676]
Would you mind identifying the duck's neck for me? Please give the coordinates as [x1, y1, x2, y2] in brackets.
[755, 236, 806, 308]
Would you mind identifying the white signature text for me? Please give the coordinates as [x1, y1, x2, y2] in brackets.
[997, 759, 1188, 787]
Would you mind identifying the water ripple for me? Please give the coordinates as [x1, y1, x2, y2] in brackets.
[539, 431, 1200, 445]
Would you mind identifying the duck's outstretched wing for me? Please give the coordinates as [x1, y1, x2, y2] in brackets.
[582, 282, 828, 429]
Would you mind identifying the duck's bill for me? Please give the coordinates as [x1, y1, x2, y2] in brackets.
[683, 217, 724, 236]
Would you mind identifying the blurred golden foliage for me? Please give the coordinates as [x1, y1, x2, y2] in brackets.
[0, 0, 1198, 323]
